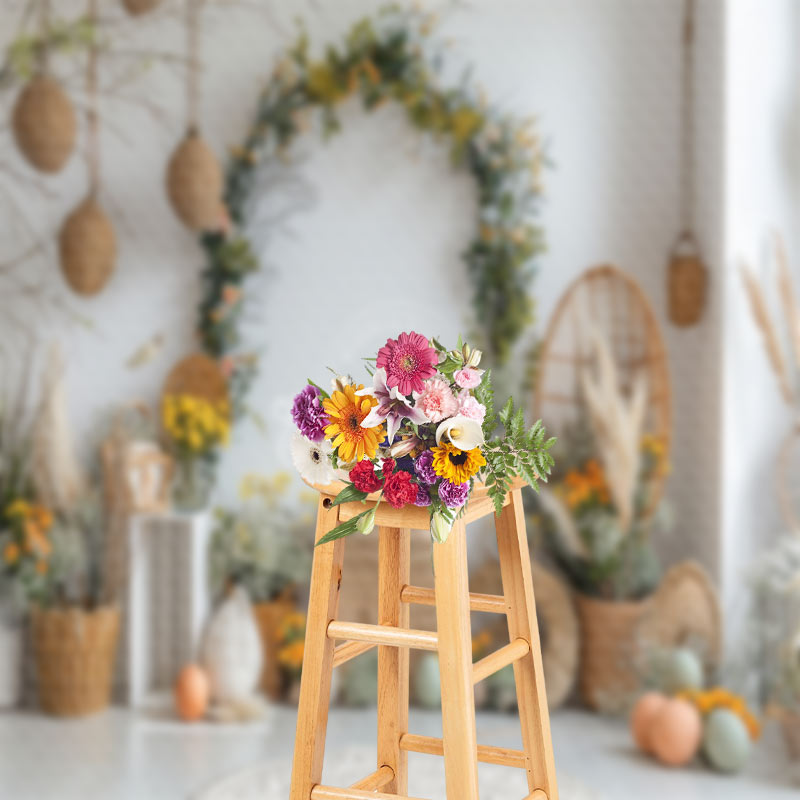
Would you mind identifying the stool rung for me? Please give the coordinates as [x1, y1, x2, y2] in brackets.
[332, 640, 376, 668]
[311, 787, 428, 800]
[526, 791, 548, 800]
[349, 765, 394, 790]
[472, 637, 530, 684]
[327, 620, 438, 651]
[400, 584, 507, 614]
[399, 733, 527, 769]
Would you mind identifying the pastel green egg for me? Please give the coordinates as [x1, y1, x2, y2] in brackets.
[659, 647, 704, 694]
[702, 708, 751, 773]
[413, 653, 441, 709]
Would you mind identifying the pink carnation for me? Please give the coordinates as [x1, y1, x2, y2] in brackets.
[457, 393, 486, 424]
[454, 367, 484, 389]
[416, 378, 458, 423]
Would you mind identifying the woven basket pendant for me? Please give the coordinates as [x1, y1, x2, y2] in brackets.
[668, 231, 706, 327]
[122, 0, 162, 15]
[12, 74, 77, 173]
[59, 195, 116, 296]
[166, 128, 223, 231]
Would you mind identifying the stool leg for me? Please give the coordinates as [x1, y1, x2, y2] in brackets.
[290, 497, 346, 800]
[377, 527, 411, 794]
[433, 519, 480, 800]
[495, 489, 558, 800]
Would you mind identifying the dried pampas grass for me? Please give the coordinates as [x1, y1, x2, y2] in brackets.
[31, 343, 85, 513]
[741, 260, 793, 404]
[580, 328, 647, 532]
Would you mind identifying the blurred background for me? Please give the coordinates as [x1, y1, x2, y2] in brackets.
[0, 0, 799, 798]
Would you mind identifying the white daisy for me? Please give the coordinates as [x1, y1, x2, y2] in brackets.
[290, 432, 336, 485]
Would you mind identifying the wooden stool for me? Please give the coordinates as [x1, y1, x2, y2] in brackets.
[290, 479, 558, 800]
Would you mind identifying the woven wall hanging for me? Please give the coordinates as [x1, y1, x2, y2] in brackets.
[166, 0, 223, 231]
[59, 0, 116, 297]
[11, 1, 77, 173]
[668, 0, 707, 326]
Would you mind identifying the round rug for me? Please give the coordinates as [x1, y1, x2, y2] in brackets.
[192, 745, 603, 800]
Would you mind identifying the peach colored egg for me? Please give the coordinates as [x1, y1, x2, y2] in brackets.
[630, 691, 668, 753]
[650, 698, 702, 767]
[174, 664, 209, 722]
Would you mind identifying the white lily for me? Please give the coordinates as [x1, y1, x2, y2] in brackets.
[430, 512, 453, 544]
[435, 415, 485, 451]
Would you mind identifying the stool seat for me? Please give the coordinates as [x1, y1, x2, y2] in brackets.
[289, 481, 558, 800]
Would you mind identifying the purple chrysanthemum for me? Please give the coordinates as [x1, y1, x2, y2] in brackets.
[414, 450, 437, 485]
[438, 479, 470, 508]
[414, 485, 432, 507]
[291, 384, 329, 442]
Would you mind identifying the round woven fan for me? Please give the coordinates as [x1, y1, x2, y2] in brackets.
[533, 263, 672, 512]
[640, 560, 722, 672]
[162, 353, 228, 405]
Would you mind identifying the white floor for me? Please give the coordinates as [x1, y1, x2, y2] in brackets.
[0, 704, 796, 800]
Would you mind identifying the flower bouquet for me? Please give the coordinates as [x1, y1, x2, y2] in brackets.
[290, 332, 555, 545]
[162, 393, 231, 510]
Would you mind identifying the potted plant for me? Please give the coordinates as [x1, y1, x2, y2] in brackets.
[535, 333, 670, 712]
[29, 491, 120, 716]
[209, 472, 313, 699]
[0, 365, 56, 709]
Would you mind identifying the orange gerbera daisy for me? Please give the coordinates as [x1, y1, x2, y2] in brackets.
[323, 384, 383, 463]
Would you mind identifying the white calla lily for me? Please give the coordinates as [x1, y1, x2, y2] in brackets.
[435, 415, 485, 451]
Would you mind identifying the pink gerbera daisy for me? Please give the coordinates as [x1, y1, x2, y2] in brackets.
[376, 331, 438, 395]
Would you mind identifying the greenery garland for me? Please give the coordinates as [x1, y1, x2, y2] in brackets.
[197, 6, 546, 418]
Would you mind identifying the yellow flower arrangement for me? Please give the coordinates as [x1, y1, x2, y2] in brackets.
[162, 393, 231, 455]
[472, 630, 492, 661]
[278, 640, 305, 674]
[641, 433, 670, 477]
[323, 384, 382, 463]
[431, 443, 486, 484]
[677, 687, 762, 740]
[277, 610, 307, 678]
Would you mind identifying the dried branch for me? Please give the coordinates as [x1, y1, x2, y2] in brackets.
[741, 261, 794, 404]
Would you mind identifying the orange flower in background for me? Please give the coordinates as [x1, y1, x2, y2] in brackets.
[35, 560, 48, 576]
[562, 458, 611, 509]
[323, 384, 383, 463]
[3, 542, 19, 565]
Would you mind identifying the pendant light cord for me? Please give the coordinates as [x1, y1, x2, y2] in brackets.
[186, 0, 201, 132]
[679, 0, 696, 238]
[87, 0, 100, 196]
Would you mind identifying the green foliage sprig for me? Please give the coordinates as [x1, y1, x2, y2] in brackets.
[196, 6, 547, 430]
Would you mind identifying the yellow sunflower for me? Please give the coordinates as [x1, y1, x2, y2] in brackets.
[431, 442, 486, 484]
[323, 384, 383, 463]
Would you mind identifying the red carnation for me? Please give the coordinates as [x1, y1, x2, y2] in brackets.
[381, 458, 396, 478]
[349, 459, 383, 493]
[383, 470, 418, 509]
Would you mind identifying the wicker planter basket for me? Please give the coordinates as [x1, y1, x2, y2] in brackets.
[253, 595, 295, 700]
[31, 605, 120, 716]
[783, 711, 800, 761]
[575, 593, 649, 713]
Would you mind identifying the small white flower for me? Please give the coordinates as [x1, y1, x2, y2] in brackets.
[290, 432, 336, 485]
[435, 415, 485, 451]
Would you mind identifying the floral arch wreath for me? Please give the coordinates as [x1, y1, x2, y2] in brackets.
[196, 7, 545, 420]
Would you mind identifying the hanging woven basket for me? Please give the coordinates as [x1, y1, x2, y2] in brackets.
[31, 605, 120, 716]
[166, 129, 223, 231]
[12, 74, 77, 173]
[59, 196, 116, 296]
[121, 0, 162, 15]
